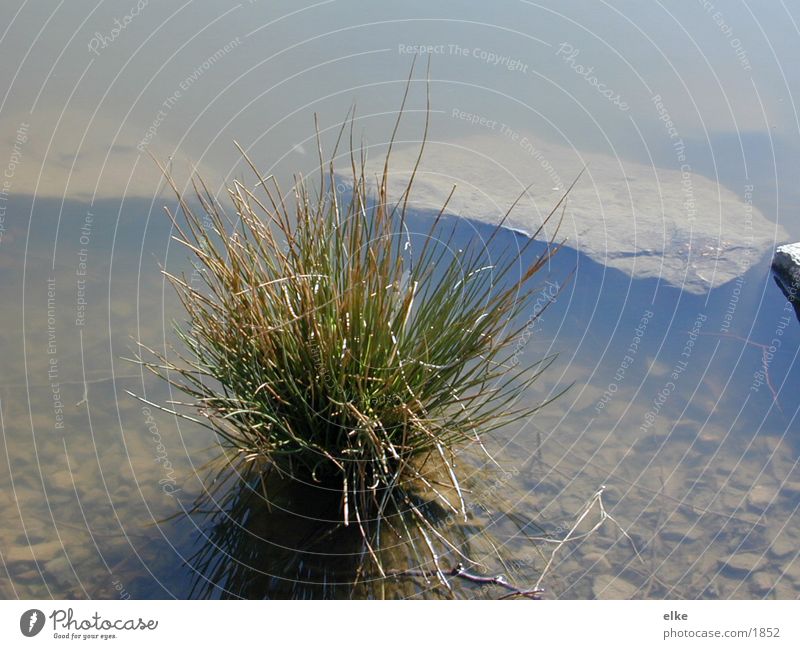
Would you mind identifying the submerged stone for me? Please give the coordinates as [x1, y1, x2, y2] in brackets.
[718, 552, 766, 577]
[592, 574, 640, 599]
[746, 484, 778, 511]
[750, 571, 774, 595]
[368, 136, 788, 294]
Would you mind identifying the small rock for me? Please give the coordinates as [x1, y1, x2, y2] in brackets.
[720, 491, 747, 511]
[583, 551, 611, 571]
[747, 484, 778, 511]
[719, 552, 766, 577]
[772, 242, 800, 321]
[773, 243, 800, 288]
[5, 541, 63, 565]
[660, 527, 698, 544]
[768, 581, 796, 599]
[30, 541, 64, 562]
[780, 481, 800, 496]
[592, 574, 640, 599]
[755, 435, 783, 454]
[46, 470, 75, 492]
[697, 427, 723, 444]
[559, 495, 588, 517]
[43, 555, 70, 576]
[13, 569, 42, 585]
[751, 571, 774, 595]
[767, 535, 796, 559]
[700, 581, 721, 598]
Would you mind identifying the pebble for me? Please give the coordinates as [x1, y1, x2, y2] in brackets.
[720, 491, 747, 511]
[697, 430, 723, 445]
[768, 581, 796, 599]
[583, 551, 611, 571]
[747, 484, 778, 511]
[47, 470, 76, 492]
[4, 541, 61, 565]
[750, 571, 774, 595]
[592, 574, 640, 599]
[43, 555, 71, 576]
[767, 535, 796, 559]
[718, 552, 766, 577]
[780, 481, 800, 496]
[13, 569, 42, 585]
[659, 527, 696, 544]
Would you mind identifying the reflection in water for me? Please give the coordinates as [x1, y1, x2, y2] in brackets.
[2, 0, 800, 600]
[183, 456, 365, 599]
[1, 195, 799, 599]
[0, 193, 798, 599]
[178, 452, 548, 599]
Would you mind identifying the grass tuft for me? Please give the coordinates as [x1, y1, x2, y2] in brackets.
[135, 71, 570, 586]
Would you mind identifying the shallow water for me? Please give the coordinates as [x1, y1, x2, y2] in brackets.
[1, 1, 799, 599]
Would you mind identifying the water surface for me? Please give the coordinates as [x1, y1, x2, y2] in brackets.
[1, 0, 799, 599]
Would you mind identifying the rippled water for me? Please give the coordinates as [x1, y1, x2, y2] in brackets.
[1, 1, 798, 599]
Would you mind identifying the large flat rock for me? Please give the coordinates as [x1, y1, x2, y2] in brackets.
[367, 135, 787, 294]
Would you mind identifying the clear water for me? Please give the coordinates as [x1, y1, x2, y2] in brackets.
[1, 0, 798, 599]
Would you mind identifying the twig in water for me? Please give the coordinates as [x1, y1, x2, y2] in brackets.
[533, 485, 643, 592]
[388, 562, 544, 599]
